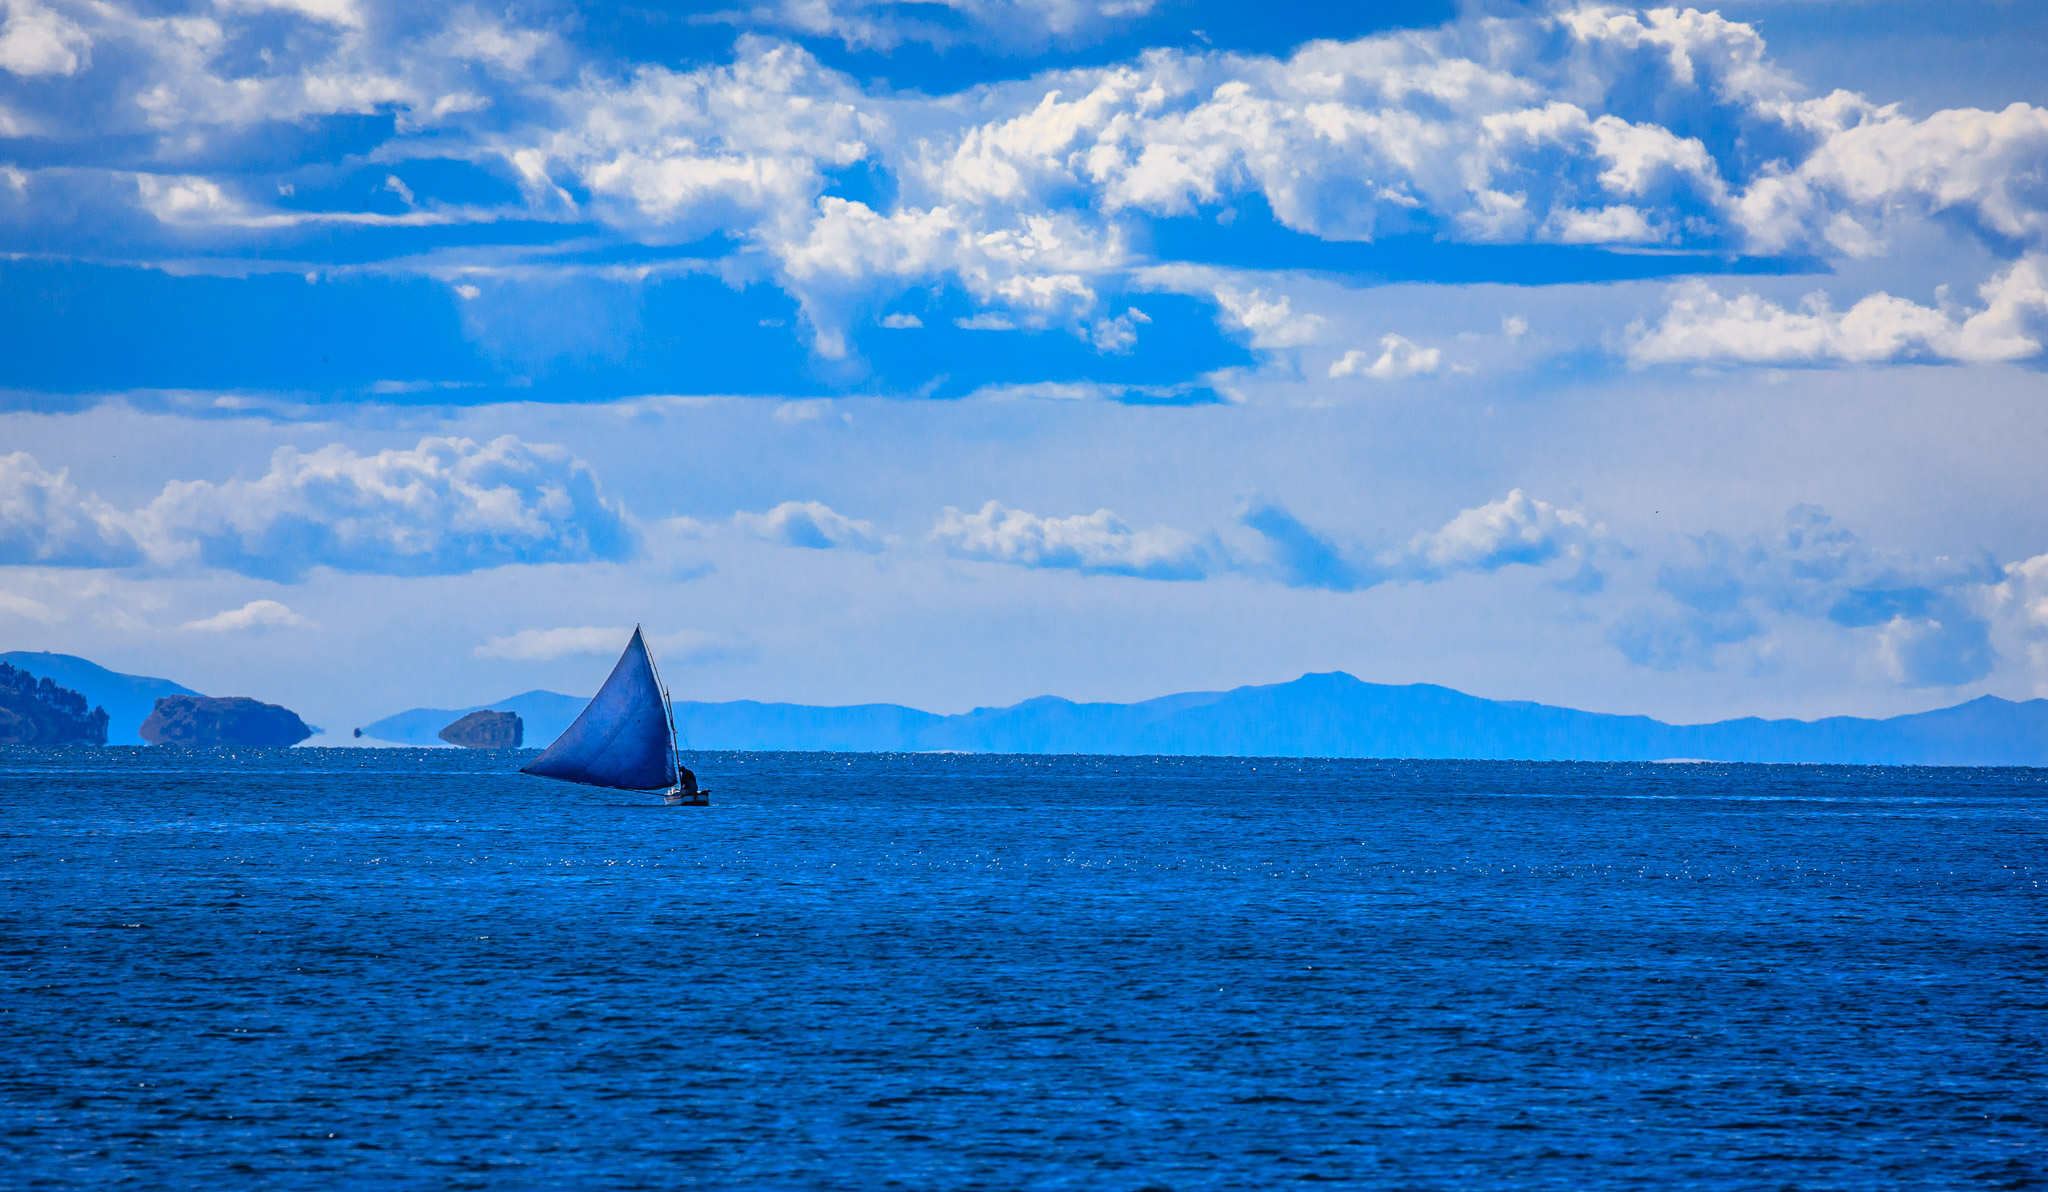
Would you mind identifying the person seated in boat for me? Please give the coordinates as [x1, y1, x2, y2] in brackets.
[676, 764, 699, 798]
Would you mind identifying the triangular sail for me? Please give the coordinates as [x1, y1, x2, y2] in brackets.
[520, 628, 676, 791]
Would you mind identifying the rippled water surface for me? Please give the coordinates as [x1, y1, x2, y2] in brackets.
[2, 748, 2043, 1189]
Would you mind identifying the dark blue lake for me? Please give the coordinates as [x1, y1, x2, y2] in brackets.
[2, 749, 2043, 1189]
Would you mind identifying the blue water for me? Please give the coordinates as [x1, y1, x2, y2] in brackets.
[2, 749, 2043, 1190]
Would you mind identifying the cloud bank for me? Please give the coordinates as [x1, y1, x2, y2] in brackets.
[1630, 256, 2048, 367]
[4, 1, 2047, 388]
[0, 436, 634, 581]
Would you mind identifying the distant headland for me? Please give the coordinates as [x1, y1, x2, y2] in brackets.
[140, 695, 314, 749]
[0, 653, 312, 748]
[0, 660, 109, 745]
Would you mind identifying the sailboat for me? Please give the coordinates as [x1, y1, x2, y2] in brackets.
[519, 627, 708, 806]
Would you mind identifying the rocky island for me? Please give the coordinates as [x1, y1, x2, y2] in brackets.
[140, 695, 314, 748]
[0, 662, 111, 745]
[439, 709, 523, 748]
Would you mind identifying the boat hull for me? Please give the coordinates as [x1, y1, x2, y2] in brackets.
[664, 788, 711, 807]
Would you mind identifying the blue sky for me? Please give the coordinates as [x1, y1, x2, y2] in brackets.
[2, 0, 2047, 739]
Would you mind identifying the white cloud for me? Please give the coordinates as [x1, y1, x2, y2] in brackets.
[1740, 97, 2048, 254]
[136, 435, 635, 581]
[214, 0, 363, 29]
[776, 198, 1118, 355]
[932, 500, 1216, 580]
[902, 8, 1757, 258]
[1087, 306, 1148, 351]
[879, 312, 922, 328]
[134, 172, 499, 230]
[181, 599, 311, 632]
[1133, 265, 1328, 350]
[1330, 334, 1442, 380]
[1245, 489, 1601, 591]
[1629, 255, 2048, 366]
[1210, 286, 1321, 349]
[1385, 489, 1601, 580]
[0, 0, 89, 76]
[0, 452, 142, 567]
[476, 3, 1900, 357]
[1991, 552, 2048, 696]
[476, 625, 736, 663]
[771, 398, 837, 423]
[734, 500, 884, 552]
[959, 379, 1216, 403]
[5, 0, 2047, 381]
[519, 38, 874, 238]
[731, 0, 1161, 51]
[1876, 613, 1993, 689]
[0, 0, 561, 164]
[476, 625, 632, 660]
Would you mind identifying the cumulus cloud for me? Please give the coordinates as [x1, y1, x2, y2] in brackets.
[523, 39, 874, 237]
[734, 500, 884, 551]
[181, 599, 310, 632]
[134, 435, 634, 582]
[1611, 505, 1998, 686]
[775, 197, 1122, 355]
[1244, 490, 1601, 591]
[0, 452, 143, 567]
[931, 500, 1217, 580]
[509, 7, 2048, 358]
[4, 0, 2047, 380]
[1738, 96, 2048, 255]
[1390, 490, 1603, 581]
[0, 0, 90, 76]
[1629, 255, 2048, 366]
[901, 7, 1776, 257]
[13, 435, 638, 582]
[1329, 334, 1443, 380]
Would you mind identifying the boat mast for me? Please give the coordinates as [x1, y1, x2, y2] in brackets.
[639, 624, 682, 779]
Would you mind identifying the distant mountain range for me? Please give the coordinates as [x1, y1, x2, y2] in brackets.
[0, 652, 200, 746]
[6, 649, 2041, 764]
[364, 671, 2048, 767]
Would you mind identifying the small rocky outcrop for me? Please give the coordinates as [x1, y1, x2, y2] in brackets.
[0, 662, 110, 745]
[439, 709, 523, 749]
[141, 695, 314, 748]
